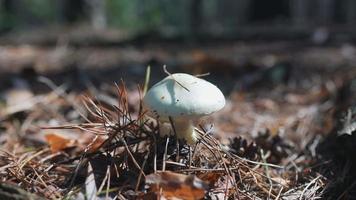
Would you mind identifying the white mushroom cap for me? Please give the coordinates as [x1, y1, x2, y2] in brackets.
[143, 73, 225, 120]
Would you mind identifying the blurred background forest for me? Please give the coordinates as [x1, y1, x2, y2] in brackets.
[1, 0, 356, 39]
[0, 1, 356, 199]
[1, 0, 356, 85]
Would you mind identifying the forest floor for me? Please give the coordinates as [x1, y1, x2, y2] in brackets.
[0, 30, 356, 199]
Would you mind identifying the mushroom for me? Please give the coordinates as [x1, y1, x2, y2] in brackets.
[143, 73, 225, 144]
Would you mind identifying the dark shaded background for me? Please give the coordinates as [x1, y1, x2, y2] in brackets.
[0, 1, 356, 199]
[1, 0, 356, 89]
[1, 0, 356, 40]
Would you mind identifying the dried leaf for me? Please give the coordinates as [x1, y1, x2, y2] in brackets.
[4, 88, 37, 114]
[44, 133, 76, 153]
[197, 172, 222, 187]
[146, 171, 208, 200]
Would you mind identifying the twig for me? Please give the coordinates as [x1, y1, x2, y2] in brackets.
[299, 175, 321, 200]
[275, 186, 284, 200]
[163, 65, 190, 92]
[194, 72, 210, 77]
[162, 137, 170, 171]
[122, 138, 146, 178]
[135, 151, 150, 191]
[260, 149, 273, 199]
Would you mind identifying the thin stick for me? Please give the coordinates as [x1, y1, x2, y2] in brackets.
[135, 151, 150, 191]
[153, 132, 157, 173]
[299, 176, 321, 200]
[261, 149, 273, 198]
[275, 186, 284, 200]
[106, 164, 111, 200]
[168, 116, 180, 162]
[162, 137, 170, 171]
[194, 72, 210, 77]
[122, 139, 146, 178]
[188, 146, 192, 169]
[163, 65, 190, 92]
[97, 165, 110, 195]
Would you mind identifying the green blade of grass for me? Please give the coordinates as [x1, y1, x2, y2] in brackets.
[143, 66, 151, 96]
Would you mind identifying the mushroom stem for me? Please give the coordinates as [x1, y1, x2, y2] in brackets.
[172, 119, 197, 144]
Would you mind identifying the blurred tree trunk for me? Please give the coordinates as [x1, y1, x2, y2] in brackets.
[217, 0, 250, 33]
[317, 0, 335, 25]
[234, 0, 251, 25]
[2, 0, 17, 13]
[85, 0, 107, 30]
[345, 0, 356, 24]
[56, 0, 85, 24]
[290, 0, 309, 27]
[190, 0, 202, 37]
[2, 0, 23, 24]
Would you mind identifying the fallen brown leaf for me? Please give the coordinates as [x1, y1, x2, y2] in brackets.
[197, 172, 222, 188]
[146, 171, 208, 200]
[44, 133, 76, 153]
